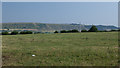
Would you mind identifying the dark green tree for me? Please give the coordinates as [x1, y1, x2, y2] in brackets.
[20, 31, 33, 34]
[67, 30, 72, 33]
[71, 29, 79, 32]
[60, 30, 67, 33]
[2, 31, 9, 35]
[54, 31, 58, 33]
[11, 31, 18, 35]
[20, 31, 25, 34]
[118, 29, 120, 31]
[81, 30, 87, 32]
[26, 31, 33, 34]
[88, 25, 98, 32]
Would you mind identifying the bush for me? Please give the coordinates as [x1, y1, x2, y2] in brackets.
[60, 30, 67, 33]
[20, 31, 26, 34]
[67, 30, 72, 33]
[81, 30, 87, 32]
[20, 31, 33, 34]
[54, 31, 58, 33]
[88, 25, 98, 32]
[60, 29, 79, 33]
[71, 29, 79, 32]
[26, 31, 33, 34]
[67, 29, 79, 33]
[11, 31, 18, 35]
[2, 31, 9, 35]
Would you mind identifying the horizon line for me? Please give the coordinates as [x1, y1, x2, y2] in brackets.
[1, 22, 118, 27]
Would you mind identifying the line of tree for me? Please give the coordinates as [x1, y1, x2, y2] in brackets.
[1, 31, 33, 35]
[2, 25, 119, 35]
[54, 26, 98, 33]
[55, 25, 119, 33]
[20, 31, 32, 34]
[54, 29, 79, 33]
[2, 31, 9, 35]
[11, 31, 19, 35]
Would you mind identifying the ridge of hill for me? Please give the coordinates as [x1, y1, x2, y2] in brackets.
[2, 23, 118, 32]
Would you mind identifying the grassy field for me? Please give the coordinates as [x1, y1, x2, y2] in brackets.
[2, 32, 118, 66]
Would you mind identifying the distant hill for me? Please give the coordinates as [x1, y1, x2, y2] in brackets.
[2, 23, 118, 32]
[85, 25, 118, 31]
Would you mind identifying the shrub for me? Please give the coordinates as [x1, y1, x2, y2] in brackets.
[81, 30, 87, 32]
[20, 31, 33, 34]
[71, 29, 79, 32]
[60, 29, 79, 33]
[67, 29, 79, 33]
[60, 30, 67, 33]
[20, 31, 26, 34]
[11, 31, 18, 35]
[2, 31, 9, 35]
[25, 31, 33, 34]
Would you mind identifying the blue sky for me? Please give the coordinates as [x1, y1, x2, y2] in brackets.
[2, 2, 118, 26]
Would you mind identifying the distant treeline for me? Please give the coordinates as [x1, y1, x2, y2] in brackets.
[54, 25, 119, 33]
[1, 25, 119, 35]
[2, 31, 33, 35]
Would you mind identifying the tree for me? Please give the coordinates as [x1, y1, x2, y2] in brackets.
[88, 25, 98, 32]
[67, 30, 72, 33]
[60, 30, 67, 33]
[2, 31, 9, 35]
[71, 29, 79, 32]
[20, 31, 25, 34]
[81, 30, 87, 32]
[54, 31, 58, 33]
[20, 31, 33, 34]
[26, 31, 33, 34]
[11, 31, 18, 35]
[118, 29, 120, 31]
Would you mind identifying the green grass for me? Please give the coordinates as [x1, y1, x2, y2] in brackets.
[2, 32, 118, 66]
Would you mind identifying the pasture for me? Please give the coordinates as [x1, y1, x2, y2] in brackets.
[2, 32, 118, 66]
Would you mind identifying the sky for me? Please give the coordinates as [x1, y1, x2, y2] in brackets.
[1, 0, 119, 2]
[2, 2, 118, 26]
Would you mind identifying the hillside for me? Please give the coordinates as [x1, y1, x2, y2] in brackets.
[85, 25, 118, 31]
[2, 23, 118, 32]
